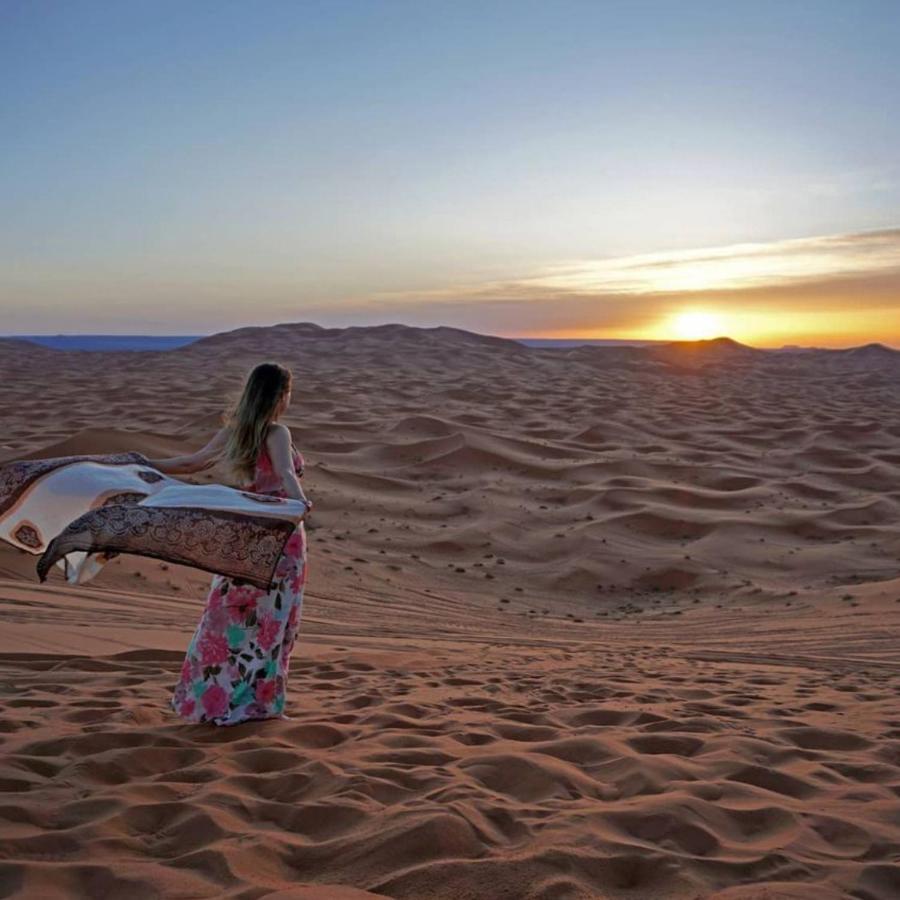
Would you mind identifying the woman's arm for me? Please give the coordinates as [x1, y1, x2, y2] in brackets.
[146, 427, 229, 476]
[266, 424, 310, 506]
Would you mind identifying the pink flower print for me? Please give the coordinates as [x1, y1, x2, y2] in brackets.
[257, 614, 280, 651]
[275, 553, 293, 579]
[290, 565, 306, 593]
[287, 603, 300, 630]
[228, 592, 258, 624]
[180, 697, 196, 718]
[224, 583, 249, 605]
[199, 631, 229, 666]
[284, 530, 303, 557]
[255, 678, 277, 707]
[201, 684, 228, 718]
[180, 659, 192, 683]
[206, 605, 228, 632]
[207, 583, 224, 611]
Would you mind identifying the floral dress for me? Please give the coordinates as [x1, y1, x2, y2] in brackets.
[171, 443, 308, 725]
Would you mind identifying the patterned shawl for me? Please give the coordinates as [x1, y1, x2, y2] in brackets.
[0, 452, 309, 590]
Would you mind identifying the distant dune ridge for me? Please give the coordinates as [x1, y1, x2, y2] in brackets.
[1, 321, 899, 899]
[7, 335, 203, 352]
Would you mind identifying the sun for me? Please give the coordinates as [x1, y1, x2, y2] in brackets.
[669, 309, 725, 341]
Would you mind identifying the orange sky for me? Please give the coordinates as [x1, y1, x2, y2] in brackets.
[5, 226, 898, 349]
[356, 228, 900, 348]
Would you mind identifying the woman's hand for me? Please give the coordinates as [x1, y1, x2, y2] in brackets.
[145, 454, 207, 475]
[145, 427, 228, 476]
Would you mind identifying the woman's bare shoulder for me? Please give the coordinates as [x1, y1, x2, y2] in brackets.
[265, 422, 292, 449]
[266, 422, 291, 438]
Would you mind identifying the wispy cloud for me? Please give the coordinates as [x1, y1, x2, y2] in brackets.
[368, 228, 900, 304]
[328, 227, 900, 345]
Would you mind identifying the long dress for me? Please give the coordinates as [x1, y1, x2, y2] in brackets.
[171, 442, 308, 725]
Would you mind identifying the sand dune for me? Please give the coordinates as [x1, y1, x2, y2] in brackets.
[1, 323, 899, 898]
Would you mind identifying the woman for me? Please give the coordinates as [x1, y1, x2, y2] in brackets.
[147, 362, 312, 725]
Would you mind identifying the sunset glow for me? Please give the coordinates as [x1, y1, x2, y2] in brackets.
[667, 310, 725, 341]
[367, 228, 900, 348]
[565, 305, 900, 349]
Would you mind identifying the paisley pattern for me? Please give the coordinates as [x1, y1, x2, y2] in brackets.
[37, 504, 297, 590]
[171, 444, 308, 725]
[100, 492, 149, 507]
[136, 469, 165, 484]
[13, 522, 42, 549]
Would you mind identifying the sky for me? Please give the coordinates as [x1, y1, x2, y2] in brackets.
[1, 0, 899, 347]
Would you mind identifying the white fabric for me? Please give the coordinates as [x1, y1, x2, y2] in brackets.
[0, 461, 174, 553]
[0, 453, 309, 588]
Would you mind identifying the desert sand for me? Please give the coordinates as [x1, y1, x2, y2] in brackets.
[1, 323, 899, 899]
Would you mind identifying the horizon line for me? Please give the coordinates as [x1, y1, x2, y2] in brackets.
[3, 325, 899, 353]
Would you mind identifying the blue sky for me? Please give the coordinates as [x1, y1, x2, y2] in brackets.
[1, 0, 898, 344]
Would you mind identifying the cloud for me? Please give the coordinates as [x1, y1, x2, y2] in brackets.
[305, 227, 900, 343]
[367, 227, 900, 303]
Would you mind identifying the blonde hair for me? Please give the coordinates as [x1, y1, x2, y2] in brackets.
[223, 362, 292, 483]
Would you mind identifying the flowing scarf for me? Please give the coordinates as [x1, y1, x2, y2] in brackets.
[0, 452, 309, 590]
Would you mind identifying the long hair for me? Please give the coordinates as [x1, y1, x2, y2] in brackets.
[223, 362, 292, 484]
